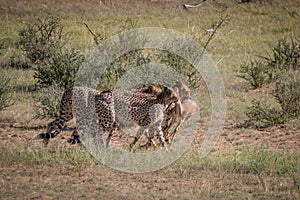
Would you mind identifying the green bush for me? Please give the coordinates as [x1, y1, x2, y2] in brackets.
[33, 84, 64, 119]
[0, 72, 14, 111]
[237, 59, 270, 89]
[264, 38, 300, 72]
[245, 73, 300, 128]
[34, 48, 84, 90]
[246, 99, 287, 128]
[18, 14, 84, 90]
[97, 48, 201, 90]
[18, 14, 86, 118]
[237, 37, 300, 88]
[94, 23, 151, 90]
[85, 17, 205, 90]
[98, 49, 151, 90]
[273, 74, 300, 118]
[18, 14, 69, 65]
[158, 50, 202, 89]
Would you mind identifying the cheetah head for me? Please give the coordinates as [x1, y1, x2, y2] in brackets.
[159, 86, 179, 105]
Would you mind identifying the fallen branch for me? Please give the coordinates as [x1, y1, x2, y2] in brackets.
[183, 0, 206, 9]
[84, 22, 99, 45]
[203, 15, 229, 51]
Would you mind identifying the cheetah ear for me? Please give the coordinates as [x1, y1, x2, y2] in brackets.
[149, 85, 157, 93]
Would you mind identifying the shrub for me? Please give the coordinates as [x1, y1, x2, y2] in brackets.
[34, 48, 84, 90]
[98, 49, 151, 90]
[0, 72, 14, 111]
[245, 99, 286, 128]
[18, 14, 69, 65]
[33, 84, 64, 119]
[237, 59, 270, 89]
[19, 14, 85, 118]
[95, 23, 150, 90]
[155, 34, 205, 89]
[84, 17, 206, 90]
[237, 37, 300, 88]
[158, 50, 202, 89]
[273, 74, 300, 118]
[264, 38, 300, 72]
[245, 73, 300, 128]
[18, 14, 84, 90]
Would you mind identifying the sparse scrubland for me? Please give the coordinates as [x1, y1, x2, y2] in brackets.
[0, 0, 299, 199]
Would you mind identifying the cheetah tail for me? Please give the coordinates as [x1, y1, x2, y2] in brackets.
[33, 130, 60, 140]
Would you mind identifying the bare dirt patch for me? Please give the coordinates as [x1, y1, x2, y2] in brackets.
[0, 119, 299, 199]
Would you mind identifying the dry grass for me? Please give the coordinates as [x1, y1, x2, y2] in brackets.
[0, 0, 300, 199]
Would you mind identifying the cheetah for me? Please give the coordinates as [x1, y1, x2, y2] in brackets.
[107, 86, 179, 148]
[133, 85, 162, 95]
[70, 85, 163, 144]
[35, 85, 162, 145]
[144, 81, 197, 146]
[35, 86, 178, 148]
[34, 86, 105, 145]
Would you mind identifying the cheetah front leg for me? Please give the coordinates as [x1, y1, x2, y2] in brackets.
[152, 124, 168, 151]
[139, 129, 157, 149]
[105, 126, 116, 148]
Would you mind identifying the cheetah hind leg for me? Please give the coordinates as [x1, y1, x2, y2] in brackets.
[105, 124, 117, 148]
[106, 132, 113, 148]
[129, 127, 147, 151]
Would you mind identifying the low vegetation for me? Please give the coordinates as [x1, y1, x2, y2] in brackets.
[32, 84, 64, 118]
[0, 0, 299, 199]
[237, 37, 300, 88]
[238, 38, 300, 128]
[0, 72, 14, 111]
